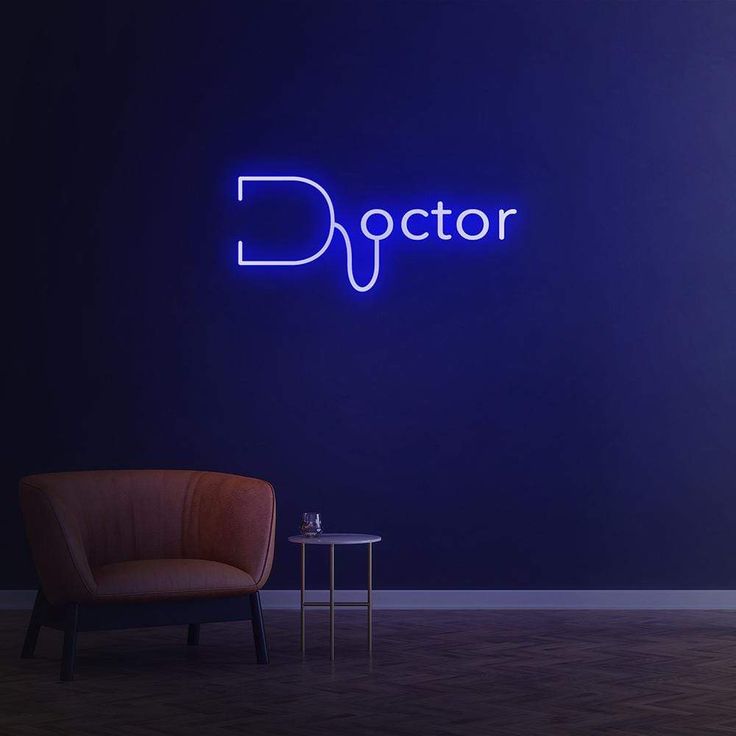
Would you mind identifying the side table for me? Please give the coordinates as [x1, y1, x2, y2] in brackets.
[288, 533, 381, 660]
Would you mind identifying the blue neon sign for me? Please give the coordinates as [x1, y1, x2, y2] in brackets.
[236, 175, 518, 292]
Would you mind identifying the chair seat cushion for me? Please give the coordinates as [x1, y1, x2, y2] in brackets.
[92, 559, 257, 602]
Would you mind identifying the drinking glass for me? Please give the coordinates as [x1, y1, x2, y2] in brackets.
[300, 512, 322, 537]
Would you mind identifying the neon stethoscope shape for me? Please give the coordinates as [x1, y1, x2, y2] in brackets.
[237, 175, 381, 292]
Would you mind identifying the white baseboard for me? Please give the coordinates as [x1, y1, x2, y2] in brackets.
[4, 589, 736, 610]
[0, 591, 39, 609]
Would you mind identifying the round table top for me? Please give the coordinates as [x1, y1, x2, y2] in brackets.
[288, 533, 381, 545]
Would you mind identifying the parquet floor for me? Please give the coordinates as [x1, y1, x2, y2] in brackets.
[2, 608, 736, 735]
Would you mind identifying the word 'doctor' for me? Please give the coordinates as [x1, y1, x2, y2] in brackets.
[236, 175, 518, 293]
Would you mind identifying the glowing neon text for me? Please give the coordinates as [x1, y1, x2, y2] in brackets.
[236, 175, 518, 292]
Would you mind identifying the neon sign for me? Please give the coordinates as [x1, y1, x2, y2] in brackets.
[236, 175, 518, 292]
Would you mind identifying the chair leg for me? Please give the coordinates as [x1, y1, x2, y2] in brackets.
[249, 592, 269, 664]
[21, 589, 46, 659]
[187, 623, 200, 645]
[60, 603, 79, 682]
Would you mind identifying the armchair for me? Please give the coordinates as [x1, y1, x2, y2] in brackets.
[19, 470, 276, 680]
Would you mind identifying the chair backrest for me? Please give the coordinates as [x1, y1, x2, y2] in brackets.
[23, 470, 215, 568]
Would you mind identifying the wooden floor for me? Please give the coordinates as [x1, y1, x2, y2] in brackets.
[1, 608, 736, 735]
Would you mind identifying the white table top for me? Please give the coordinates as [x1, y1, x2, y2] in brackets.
[288, 533, 381, 545]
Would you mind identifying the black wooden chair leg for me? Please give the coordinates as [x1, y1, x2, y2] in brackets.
[187, 623, 200, 645]
[60, 603, 79, 682]
[249, 592, 269, 664]
[21, 590, 46, 659]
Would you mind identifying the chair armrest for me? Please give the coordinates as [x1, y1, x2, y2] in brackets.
[186, 474, 276, 589]
[19, 479, 97, 605]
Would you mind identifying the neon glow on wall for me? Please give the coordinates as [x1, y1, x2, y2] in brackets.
[236, 176, 518, 292]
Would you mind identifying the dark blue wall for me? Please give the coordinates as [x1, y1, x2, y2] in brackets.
[6, 1, 736, 589]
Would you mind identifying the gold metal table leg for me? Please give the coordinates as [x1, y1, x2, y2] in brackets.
[368, 542, 373, 655]
[300, 544, 305, 656]
[329, 543, 335, 661]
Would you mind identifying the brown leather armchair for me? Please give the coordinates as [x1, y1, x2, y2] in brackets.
[19, 470, 276, 680]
